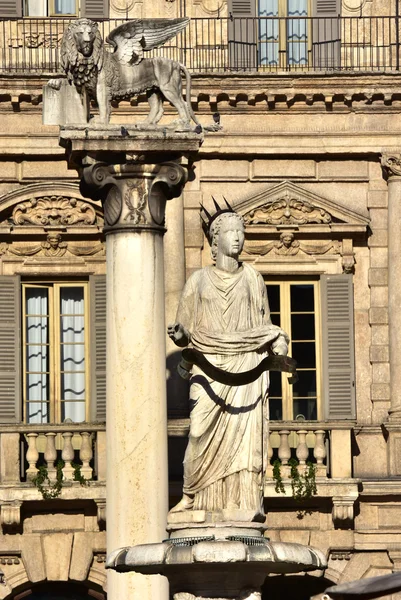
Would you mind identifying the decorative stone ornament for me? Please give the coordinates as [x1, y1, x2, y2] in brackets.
[46, 18, 221, 131]
[12, 196, 97, 226]
[81, 160, 188, 232]
[381, 152, 401, 179]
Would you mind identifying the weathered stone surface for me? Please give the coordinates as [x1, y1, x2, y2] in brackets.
[42, 533, 74, 581]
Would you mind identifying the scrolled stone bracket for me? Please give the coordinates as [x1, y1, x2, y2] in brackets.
[332, 495, 355, 528]
[80, 160, 188, 233]
[381, 152, 401, 180]
[0, 501, 22, 530]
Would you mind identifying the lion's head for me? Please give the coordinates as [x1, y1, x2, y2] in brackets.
[60, 19, 104, 92]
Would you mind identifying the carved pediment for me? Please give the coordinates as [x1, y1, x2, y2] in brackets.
[236, 181, 370, 230]
[0, 182, 103, 228]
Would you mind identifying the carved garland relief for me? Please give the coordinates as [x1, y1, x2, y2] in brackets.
[242, 195, 332, 226]
[12, 196, 99, 227]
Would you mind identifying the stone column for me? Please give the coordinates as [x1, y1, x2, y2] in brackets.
[82, 158, 190, 600]
[381, 153, 401, 421]
[164, 196, 188, 418]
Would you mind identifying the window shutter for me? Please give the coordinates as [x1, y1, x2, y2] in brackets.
[90, 275, 106, 422]
[312, 0, 340, 69]
[0, 276, 21, 423]
[0, 1, 22, 17]
[321, 274, 355, 420]
[81, 0, 109, 19]
[228, 0, 257, 70]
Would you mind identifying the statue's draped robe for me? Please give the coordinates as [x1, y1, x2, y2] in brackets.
[177, 263, 286, 514]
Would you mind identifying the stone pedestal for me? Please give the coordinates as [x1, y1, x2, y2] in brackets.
[60, 127, 201, 600]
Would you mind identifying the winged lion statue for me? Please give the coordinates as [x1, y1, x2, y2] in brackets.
[49, 17, 219, 131]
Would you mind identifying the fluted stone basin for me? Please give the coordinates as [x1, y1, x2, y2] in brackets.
[106, 536, 327, 597]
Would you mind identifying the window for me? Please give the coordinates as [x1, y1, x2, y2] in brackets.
[24, 0, 77, 16]
[266, 280, 322, 421]
[259, 0, 310, 69]
[23, 283, 89, 424]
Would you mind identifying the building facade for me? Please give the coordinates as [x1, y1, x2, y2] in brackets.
[0, 0, 400, 598]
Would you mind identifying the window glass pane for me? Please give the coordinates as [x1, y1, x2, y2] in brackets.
[54, 0, 76, 14]
[292, 370, 316, 397]
[293, 398, 317, 420]
[291, 313, 315, 341]
[290, 284, 314, 312]
[259, 0, 279, 67]
[266, 284, 280, 312]
[269, 398, 283, 420]
[291, 341, 316, 368]
[25, 0, 48, 16]
[60, 287, 85, 423]
[25, 288, 49, 424]
[287, 0, 308, 66]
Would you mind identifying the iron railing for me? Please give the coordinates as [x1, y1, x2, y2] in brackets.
[0, 16, 400, 75]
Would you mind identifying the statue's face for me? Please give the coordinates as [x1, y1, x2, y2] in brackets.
[48, 235, 60, 249]
[73, 24, 96, 57]
[217, 217, 245, 259]
[281, 234, 293, 247]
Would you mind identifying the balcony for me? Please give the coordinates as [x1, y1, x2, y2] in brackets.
[0, 16, 400, 75]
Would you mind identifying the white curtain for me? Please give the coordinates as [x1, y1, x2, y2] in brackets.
[54, 0, 76, 14]
[25, 0, 48, 16]
[258, 0, 279, 66]
[60, 288, 86, 423]
[287, 0, 308, 65]
[26, 289, 49, 424]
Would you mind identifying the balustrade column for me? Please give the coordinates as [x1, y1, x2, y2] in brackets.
[62, 432, 75, 480]
[26, 433, 39, 481]
[295, 430, 308, 470]
[44, 432, 57, 481]
[79, 432, 93, 480]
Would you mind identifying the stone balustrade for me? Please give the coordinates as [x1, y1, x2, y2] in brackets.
[266, 423, 353, 479]
[0, 424, 106, 485]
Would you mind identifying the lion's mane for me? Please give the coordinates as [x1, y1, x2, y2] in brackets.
[60, 19, 104, 95]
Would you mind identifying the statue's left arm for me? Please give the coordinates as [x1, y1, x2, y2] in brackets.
[258, 271, 289, 356]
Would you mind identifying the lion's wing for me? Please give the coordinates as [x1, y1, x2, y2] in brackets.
[107, 18, 189, 65]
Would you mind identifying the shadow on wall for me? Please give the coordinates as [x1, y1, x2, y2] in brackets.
[262, 574, 334, 600]
[10, 581, 105, 600]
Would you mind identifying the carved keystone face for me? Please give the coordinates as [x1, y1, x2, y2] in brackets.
[217, 217, 245, 259]
[73, 24, 96, 57]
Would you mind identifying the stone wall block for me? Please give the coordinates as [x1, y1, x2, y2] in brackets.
[201, 160, 249, 181]
[369, 208, 388, 229]
[370, 287, 388, 308]
[69, 532, 94, 581]
[0, 162, 17, 181]
[251, 159, 315, 180]
[183, 191, 203, 208]
[371, 325, 389, 346]
[184, 229, 203, 248]
[184, 208, 202, 230]
[0, 433, 20, 484]
[368, 230, 388, 248]
[367, 191, 388, 208]
[369, 307, 389, 325]
[372, 362, 390, 384]
[371, 383, 390, 401]
[185, 248, 202, 271]
[21, 535, 46, 583]
[318, 160, 368, 180]
[42, 533, 73, 581]
[368, 269, 388, 287]
[370, 346, 390, 363]
[370, 248, 388, 269]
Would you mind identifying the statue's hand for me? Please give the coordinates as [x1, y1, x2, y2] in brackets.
[271, 334, 288, 356]
[167, 322, 190, 347]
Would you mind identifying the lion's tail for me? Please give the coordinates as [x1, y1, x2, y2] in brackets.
[179, 63, 200, 126]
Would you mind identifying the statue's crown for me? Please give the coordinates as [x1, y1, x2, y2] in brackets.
[200, 197, 235, 240]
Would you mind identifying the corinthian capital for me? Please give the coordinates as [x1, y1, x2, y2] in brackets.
[381, 152, 401, 179]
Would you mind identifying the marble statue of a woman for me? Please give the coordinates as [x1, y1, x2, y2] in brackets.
[168, 207, 289, 521]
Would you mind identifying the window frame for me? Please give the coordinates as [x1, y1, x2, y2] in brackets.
[22, 281, 90, 424]
[258, 0, 313, 70]
[23, 0, 78, 17]
[265, 277, 323, 421]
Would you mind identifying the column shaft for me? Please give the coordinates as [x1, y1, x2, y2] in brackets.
[106, 229, 169, 599]
[387, 175, 401, 418]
